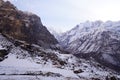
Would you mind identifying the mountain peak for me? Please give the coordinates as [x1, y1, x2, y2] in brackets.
[58, 20, 120, 71]
[0, 0, 58, 48]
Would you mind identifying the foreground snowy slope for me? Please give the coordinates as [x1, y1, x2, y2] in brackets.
[0, 34, 120, 80]
[58, 21, 120, 72]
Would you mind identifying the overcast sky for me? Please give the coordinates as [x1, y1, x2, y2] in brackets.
[7, 0, 120, 32]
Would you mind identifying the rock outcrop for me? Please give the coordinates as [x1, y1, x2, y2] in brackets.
[0, 0, 58, 47]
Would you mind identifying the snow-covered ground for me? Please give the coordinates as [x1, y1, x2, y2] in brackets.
[0, 34, 120, 80]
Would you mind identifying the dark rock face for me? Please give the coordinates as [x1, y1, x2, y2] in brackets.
[0, 49, 8, 61]
[105, 76, 119, 80]
[0, 0, 58, 47]
[73, 69, 83, 74]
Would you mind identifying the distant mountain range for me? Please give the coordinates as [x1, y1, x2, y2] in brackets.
[58, 20, 120, 71]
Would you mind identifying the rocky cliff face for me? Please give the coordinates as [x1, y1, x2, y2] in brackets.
[59, 21, 120, 71]
[0, 0, 58, 47]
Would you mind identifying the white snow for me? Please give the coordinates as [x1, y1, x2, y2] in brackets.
[0, 34, 120, 80]
[0, 53, 78, 78]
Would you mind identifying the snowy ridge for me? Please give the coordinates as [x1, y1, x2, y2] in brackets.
[59, 20, 120, 72]
[0, 34, 120, 80]
[59, 20, 120, 46]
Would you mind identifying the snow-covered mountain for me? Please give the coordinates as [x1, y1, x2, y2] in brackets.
[47, 27, 61, 40]
[59, 20, 120, 72]
[0, 0, 120, 80]
[0, 34, 120, 80]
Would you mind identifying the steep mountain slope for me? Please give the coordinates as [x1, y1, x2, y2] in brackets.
[0, 0, 58, 48]
[0, 34, 120, 80]
[47, 27, 61, 40]
[59, 21, 120, 71]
